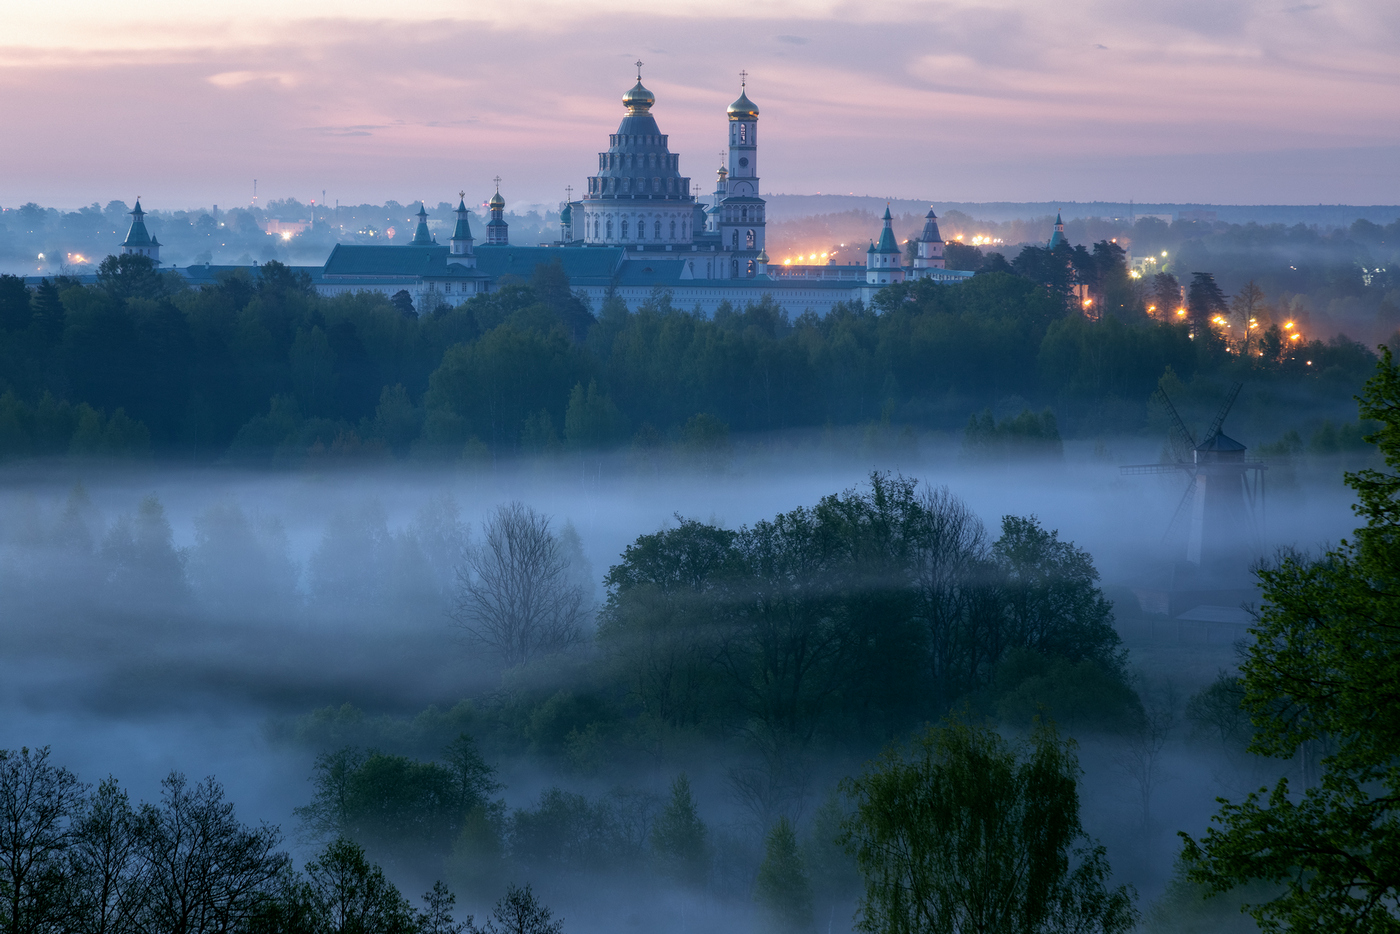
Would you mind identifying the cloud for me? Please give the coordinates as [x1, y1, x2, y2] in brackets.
[207, 70, 297, 88]
[0, 1, 1396, 207]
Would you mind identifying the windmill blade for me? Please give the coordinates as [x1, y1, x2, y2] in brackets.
[1154, 387, 1197, 462]
[1204, 382, 1244, 440]
[1162, 474, 1198, 545]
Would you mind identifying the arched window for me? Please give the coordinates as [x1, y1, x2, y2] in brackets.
[746, 229, 755, 249]
[731, 259, 739, 277]
[731, 230, 739, 248]
[739, 124, 747, 144]
[622, 219, 629, 239]
[741, 207, 748, 221]
[606, 219, 613, 238]
[747, 260, 755, 277]
[654, 220, 661, 238]
[653, 177, 661, 192]
[669, 219, 676, 239]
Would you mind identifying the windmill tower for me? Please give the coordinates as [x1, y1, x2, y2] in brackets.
[1121, 383, 1267, 573]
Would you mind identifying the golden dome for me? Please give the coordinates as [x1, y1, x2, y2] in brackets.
[623, 80, 655, 113]
[727, 89, 759, 120]
[489, 190, 505, 209]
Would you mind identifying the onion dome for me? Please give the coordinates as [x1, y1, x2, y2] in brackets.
[623, 80, 655, 114]
[560, 201, 572, 225]
[489, 190, 505, 209]
[756, 250, 769, 263]
[728, 89, 759, 120]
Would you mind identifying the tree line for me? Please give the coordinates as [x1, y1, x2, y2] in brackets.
[0, 745, 566, 934]
[0, 243, 1379, 463]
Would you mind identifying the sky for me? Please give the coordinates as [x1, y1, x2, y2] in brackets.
[0, 0, 1397, 212]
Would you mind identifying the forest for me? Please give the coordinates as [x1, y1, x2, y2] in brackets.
[0, 221, 1389, 466]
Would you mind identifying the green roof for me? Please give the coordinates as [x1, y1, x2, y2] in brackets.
[323, 244, 471, 279]
[122, 200, 154, 247]
[875, 205, 901, 254]
[451, 200, 474, 242]
[474, 246, 625, 284]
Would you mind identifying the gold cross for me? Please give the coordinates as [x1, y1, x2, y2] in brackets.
[739, 69, 748, 86]
[493, 176, 501, 191]
[635, 60, 644, 79]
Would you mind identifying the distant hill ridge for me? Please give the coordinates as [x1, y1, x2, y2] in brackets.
[760, 195, 1400, 228]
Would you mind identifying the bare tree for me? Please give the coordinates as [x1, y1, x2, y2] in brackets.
[0, 746, 85, 934]
[1114, 681, 1179, 830]
[129, 773, 288, 934]
[452, 503, 586, 667]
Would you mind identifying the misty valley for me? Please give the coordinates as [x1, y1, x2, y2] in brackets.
[0, 391, 1392, 934]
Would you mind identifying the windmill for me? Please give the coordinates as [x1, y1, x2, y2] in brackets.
[1121, 382, 1267, 570]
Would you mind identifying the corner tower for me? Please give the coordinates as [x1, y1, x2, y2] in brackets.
[120, 199, 161, 263]
[911, 208, 945, 273]
[448, 192, 475, 267]
[581, 63, 695, 248]
[866, 205, 905, 286]
[718, 73, 765, 260]
[411, 204, 434, 246]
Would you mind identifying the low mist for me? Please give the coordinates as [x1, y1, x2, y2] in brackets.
[0, 436, 1367, 932]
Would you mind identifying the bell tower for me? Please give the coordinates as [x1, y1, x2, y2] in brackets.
[719, 72, 765, 267]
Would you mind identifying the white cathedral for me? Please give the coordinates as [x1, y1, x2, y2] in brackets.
[146, 71, 974, 314]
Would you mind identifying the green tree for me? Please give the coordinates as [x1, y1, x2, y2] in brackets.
[650, 775, 709, 886]
[1186, 271, 1227, 339]
[755, 816, 814, 933]
[304, 837, 418, 934]
[840, 719, 1136, 934]
[95, 254, 165, 302]
[1230, 280, 1267, 357]
[1181, 348, 1400, 932]
[474, 883, 562, 934]
[563, 380, 624, 450]
[131, 772, 289, 934]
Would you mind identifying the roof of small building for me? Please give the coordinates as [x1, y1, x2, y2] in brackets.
[451, 199, 473, 242]
[323, 244, 476, 279]
[1196, 431, 1247, 453]
[920, 209, 943, 243]
[411, 205, 434, 246]
[122, 200, 154, 248]
[875, 206, 901, 254]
